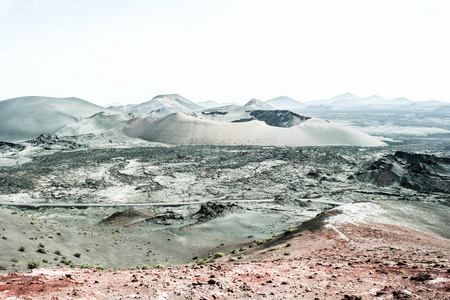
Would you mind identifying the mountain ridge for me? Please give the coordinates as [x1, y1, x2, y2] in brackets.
[265, 96, 304, 109]
[0, 94, 385, 147]
[0, 96, 118, 141]
[1, 92, 446, 146]
[108, 94, 203, 116]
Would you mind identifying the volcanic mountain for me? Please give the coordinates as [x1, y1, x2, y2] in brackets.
[0, 96, 118, 141]
[0, 94, 385, 146]
[124, 111, 384, 147]
[108, 94, 203, 116]
[265, 96, 305, 110]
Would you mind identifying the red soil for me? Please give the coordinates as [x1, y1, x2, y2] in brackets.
[1, 223, 449, 299]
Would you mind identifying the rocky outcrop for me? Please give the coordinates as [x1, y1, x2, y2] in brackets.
[249, 110, 311, 127]
[99, 208, 154, 226]
[27, 133, 82, 150]
[151, 211, 185, 225]
[0, 141, 25, 151]
[358, 151, 450, 193]
[193, 202, 243, 223]
[232, 110, 311, 128]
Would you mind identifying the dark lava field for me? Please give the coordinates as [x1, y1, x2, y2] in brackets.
[0, 135, 449, 271]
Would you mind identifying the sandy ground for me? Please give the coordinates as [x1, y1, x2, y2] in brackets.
[1, 222, 449, 299]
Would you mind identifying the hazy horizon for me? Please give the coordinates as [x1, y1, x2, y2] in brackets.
[1, 92, 447, 107]
[1, 0, 449, 105]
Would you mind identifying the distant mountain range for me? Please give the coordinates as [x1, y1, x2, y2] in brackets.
[1, 92, 447, 146]
[264, 92, 449, 111]
[196, 100, 240, 109]
[88, 92, 450, 114]
[0, 94, 389, 147]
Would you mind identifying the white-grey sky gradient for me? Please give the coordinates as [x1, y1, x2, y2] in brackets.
[1, 0, 449, 105]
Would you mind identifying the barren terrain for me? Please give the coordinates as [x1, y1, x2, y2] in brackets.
[0, 114, 449, 298]
[1, 220, 449, 299]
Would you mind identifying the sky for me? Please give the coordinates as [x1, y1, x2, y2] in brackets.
[1, 0, 449, 105]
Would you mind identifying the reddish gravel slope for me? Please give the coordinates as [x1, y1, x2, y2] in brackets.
[1, 222, 449, 299]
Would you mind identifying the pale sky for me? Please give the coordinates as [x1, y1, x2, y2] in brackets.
[1, 0, 449, 105]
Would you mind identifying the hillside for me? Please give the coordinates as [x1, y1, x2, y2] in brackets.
[0, 96, 118, 142]
[108, 94, 203, 116]
[243, 99, 274, 110]
[1, 202, 448, 299]
[125, 112, 384, 146]
[0, 94, 387, 147]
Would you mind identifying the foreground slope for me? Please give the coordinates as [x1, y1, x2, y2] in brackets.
[0, 96, 118, 141]
[1, 202, 448, 299]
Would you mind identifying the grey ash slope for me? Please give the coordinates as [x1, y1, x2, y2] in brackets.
[194, 99, 310, 127]
[108, 94, 203, 116]
[243, 98, 274, 110]
[123, 110, 384, 146]
[0, 96, 118, 142]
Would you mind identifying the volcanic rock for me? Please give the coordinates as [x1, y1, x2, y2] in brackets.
[358, 151, 450, 193]
[99, 208, 154, 226]
[193, 202, 243, 223]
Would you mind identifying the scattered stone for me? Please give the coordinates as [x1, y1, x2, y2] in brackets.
[410, 272, 433, 282]
[393, 289, 415, 299]
[343, 294, 362, 300]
